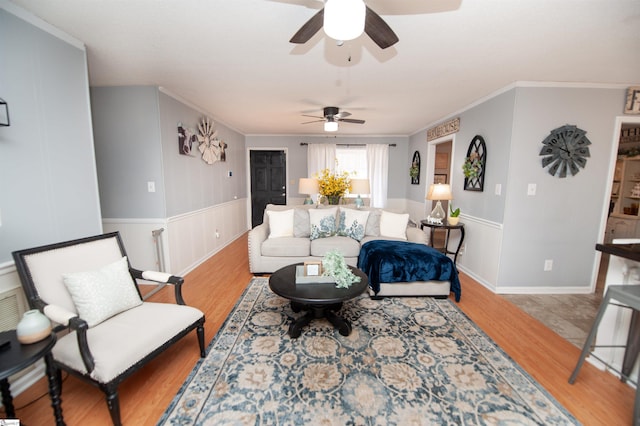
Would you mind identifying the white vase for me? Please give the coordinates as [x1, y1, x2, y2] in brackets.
[16, 309, 52, 344]
[448, 216, 460, 226]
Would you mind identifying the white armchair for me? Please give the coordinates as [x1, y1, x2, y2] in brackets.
[12, 232, 206, 426]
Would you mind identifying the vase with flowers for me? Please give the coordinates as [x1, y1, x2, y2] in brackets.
[316, 168, 351, 205]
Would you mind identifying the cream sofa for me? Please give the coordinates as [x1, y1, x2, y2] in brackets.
[248, 204, 425, 274]
[248, 204, 453, 299]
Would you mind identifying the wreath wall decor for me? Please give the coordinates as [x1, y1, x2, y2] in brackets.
[463, 135, 486, 191]
[410, 151, 421, 184]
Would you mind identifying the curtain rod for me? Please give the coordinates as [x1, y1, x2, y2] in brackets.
[300, 143, 396, 147]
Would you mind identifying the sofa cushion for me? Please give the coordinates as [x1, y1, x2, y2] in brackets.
[309, 207, 338, 240]
[380, 211, 409, 240]
[310, 235, 360, 257]
[266, 209, 294, 238]
[365, 208, 381, 236]
[262, 237, 311, 257]
[337, 208, 370, 241]
[293, 208, 311, 238]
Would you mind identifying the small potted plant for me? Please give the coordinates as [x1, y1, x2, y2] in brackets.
[448, 204, 461, 225]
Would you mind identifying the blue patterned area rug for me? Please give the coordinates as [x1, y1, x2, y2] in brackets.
[158, 278, 578, 425]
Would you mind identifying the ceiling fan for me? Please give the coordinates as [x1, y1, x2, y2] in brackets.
[290, 0, 399, 49]
[302, 106, 365, 132]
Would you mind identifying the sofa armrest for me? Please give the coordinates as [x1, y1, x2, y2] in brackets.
[407, 226, 427, 244]
[248, 223, 269, 272]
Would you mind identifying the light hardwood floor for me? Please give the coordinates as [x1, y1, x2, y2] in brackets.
[6, 233, 635, 425]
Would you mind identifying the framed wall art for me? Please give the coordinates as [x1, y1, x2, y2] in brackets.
[463, 135, 486, 191]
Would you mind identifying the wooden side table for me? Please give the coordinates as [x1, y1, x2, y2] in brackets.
[420, 220, 465, 264]
[0, 330, 64, 425]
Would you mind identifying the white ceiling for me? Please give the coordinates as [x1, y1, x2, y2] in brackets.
[8, 0, 640, 136]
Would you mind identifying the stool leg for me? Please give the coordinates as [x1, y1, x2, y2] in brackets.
[569, 291, 613, 384]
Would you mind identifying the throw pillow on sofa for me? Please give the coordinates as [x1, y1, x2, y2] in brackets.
[380, 211, 409, 240]
[309, 207, 337, 240]
[337, 208, 370, 241]
[266, 209, 294, 238]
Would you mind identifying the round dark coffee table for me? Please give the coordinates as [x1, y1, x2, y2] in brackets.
[269, 264, 368, 338]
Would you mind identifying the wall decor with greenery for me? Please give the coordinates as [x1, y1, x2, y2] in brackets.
[410, 150, 420, 184]
[463, 135, 486, 191]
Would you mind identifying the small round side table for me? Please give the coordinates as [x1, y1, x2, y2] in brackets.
[0, 330, 64, 425]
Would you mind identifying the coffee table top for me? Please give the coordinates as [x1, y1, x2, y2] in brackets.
[269, 263, 368, 305]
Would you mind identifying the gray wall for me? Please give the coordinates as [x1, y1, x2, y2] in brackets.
[408, 89, 516, 223]
[410, 85, 627, 291]
[159, 92, 246, 217]
[245, 135, 409, 200]
[499, 86, 624, 288]
[91, 86, 247, 219]
[0, 5, 102, 263]
[91, 86, 166, 218]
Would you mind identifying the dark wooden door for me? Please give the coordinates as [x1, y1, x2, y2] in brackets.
[250, 150, 286, 227]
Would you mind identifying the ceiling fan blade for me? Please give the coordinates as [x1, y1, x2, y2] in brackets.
[302, 114, 325, 119]
[364, 6, 399, 49]
[290, 8, 324, 44]
[338, 118, 365, 124]
[335, 111, 352, 119]
[302, 119, 326, 124]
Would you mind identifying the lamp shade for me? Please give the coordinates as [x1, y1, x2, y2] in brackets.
[349, 179, 370, 194]
[324, 0, 366, 41]
[299, 178, 319, 195]
[427, 184, 453, 201]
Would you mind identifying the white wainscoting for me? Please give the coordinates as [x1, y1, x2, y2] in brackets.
[450, 214, 503, 293]
[104, 198, 248, 276]
[166, 199, 248, 275]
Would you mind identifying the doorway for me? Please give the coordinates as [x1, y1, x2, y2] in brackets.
[249, 150, 287, 228]
[597, 118, 640, 293]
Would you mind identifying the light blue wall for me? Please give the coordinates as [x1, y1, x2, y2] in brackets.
[499, 86, 625, 289]
[408, 90, 516, 223]
[411, 85, 627, 291]
[159, 92, 246, 217]
[245, 135, 409, 200]
[0, 5, 102, 263]
[91, 86, 247, 219]
[91, 86, 166, 218]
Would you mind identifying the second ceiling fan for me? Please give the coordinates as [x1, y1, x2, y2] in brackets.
[302, 107, 365, 132]
[290, 0, 399, 49]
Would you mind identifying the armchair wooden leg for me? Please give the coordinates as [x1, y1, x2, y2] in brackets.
[197, 324, 206, 357]
[105, 388, 122, 426]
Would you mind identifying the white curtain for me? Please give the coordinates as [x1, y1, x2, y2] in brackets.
[307, 144, 337, 177]
[367, 144, 389, 208]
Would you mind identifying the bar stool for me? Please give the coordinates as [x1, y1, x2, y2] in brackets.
[569, 284, 640, 425]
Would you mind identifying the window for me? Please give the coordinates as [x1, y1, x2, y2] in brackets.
[336, 146, 367, 179]
[336, 146, 367, 198]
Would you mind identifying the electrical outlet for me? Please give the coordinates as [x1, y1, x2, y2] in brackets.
[215, 230, 220, 239]
[544, 259, 553, 271]
[147, 181, 156, 193]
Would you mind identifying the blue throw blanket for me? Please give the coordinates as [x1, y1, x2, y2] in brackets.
[358, 240, 461, 302]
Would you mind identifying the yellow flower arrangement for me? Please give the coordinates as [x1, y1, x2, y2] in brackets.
[316, 168, 351, 197]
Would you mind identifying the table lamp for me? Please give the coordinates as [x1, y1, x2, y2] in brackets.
[350, 179, 370, 209]
[299, 178, 319, 205]
[426, 183, 452, 224]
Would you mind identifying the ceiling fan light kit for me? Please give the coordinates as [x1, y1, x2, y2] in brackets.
[324, 0, 366, 42]
[324, 119, 338, 132]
